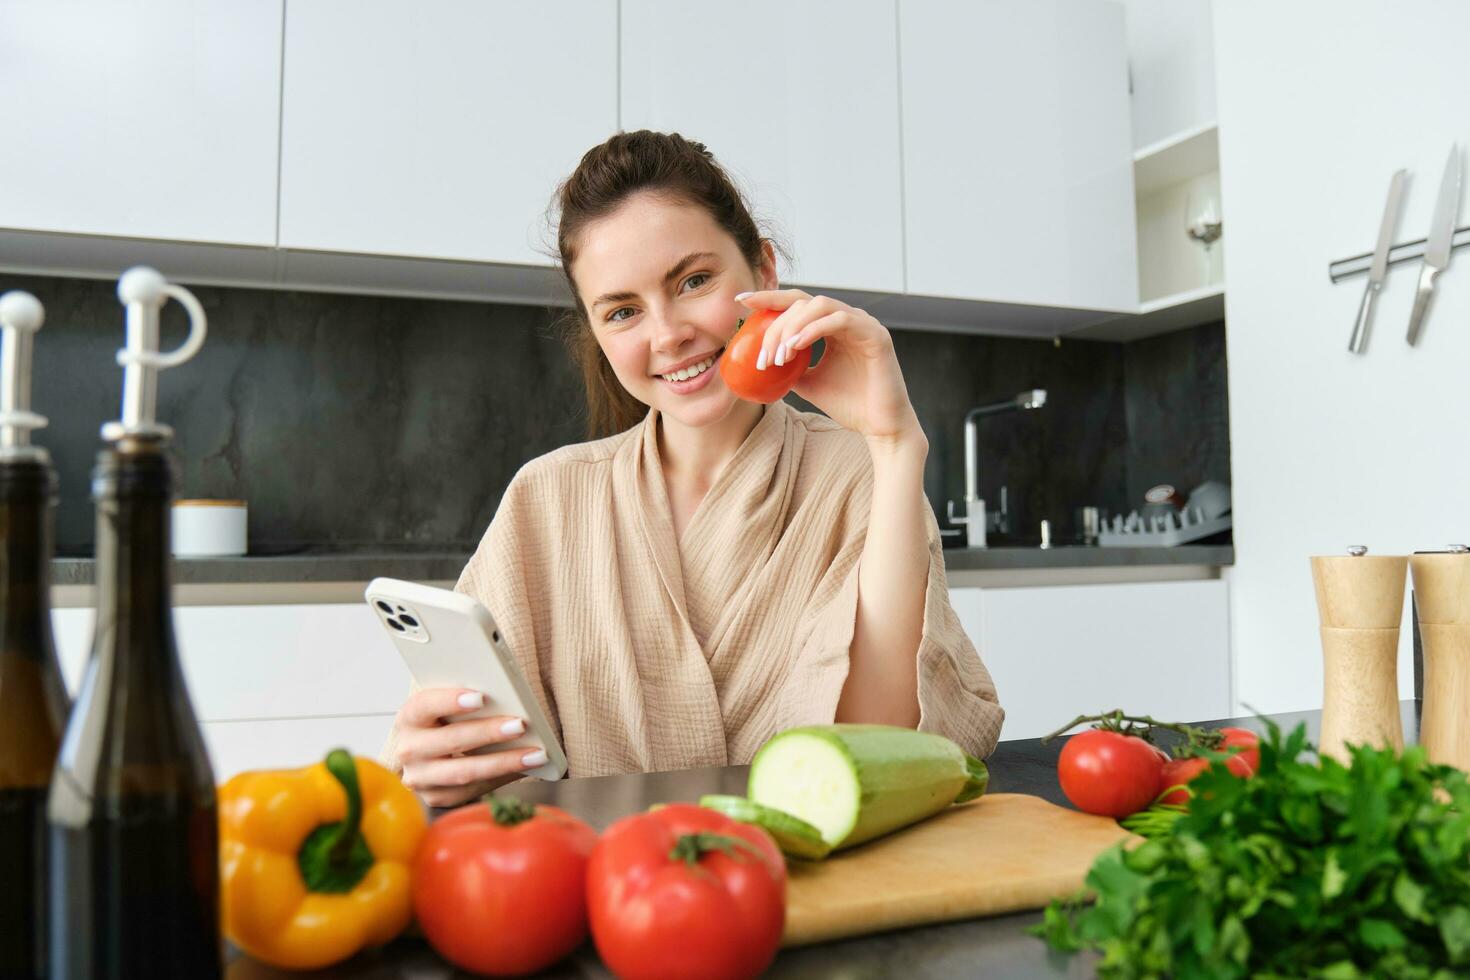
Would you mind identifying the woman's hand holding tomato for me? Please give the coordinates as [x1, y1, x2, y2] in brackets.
[723, 289, 923, 449]
[719, 308, 808, 404]
[412, 797, 597, 976]
[587, 802, 786, 980]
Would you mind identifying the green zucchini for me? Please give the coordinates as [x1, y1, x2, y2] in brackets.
[747, 724, 989, 851]
[698, 794, 833, 860]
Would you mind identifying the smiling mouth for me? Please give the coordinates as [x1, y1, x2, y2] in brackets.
[656, 347, 725, 383]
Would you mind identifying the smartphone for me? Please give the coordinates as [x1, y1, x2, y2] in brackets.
[365, 577, 567, 781]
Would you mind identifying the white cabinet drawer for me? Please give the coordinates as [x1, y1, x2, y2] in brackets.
[952, 579, 1231, 740]
[53, 604, 412, 723]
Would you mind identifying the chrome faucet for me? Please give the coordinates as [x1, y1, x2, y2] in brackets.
[946, 389, 1047, 548]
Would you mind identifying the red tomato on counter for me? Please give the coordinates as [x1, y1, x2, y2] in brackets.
[1159, 727, 1259, 805]
[1158, 757, 1210, 805]
[1057, 729, 1165, 818]
[587, 802, 786, 980]
[413, 797, 597, 976]
[1218, 727, 1261, 773]
[720, 308, 810, 403]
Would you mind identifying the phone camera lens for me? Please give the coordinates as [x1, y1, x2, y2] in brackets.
[399, 614, 419, 628]
[375, 600, 393, 614]
[387, 618, 406, 632]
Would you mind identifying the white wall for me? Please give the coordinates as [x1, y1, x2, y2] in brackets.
[1214, 0, 1470, 714]
[1119, 0, 1217, 149]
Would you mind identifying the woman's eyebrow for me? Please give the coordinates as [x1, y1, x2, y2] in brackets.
[590, 251, 721, 312]
[660, 250, 720, 286]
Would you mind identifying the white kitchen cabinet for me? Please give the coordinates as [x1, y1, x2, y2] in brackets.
[203, 715, 397, 781]
[52, 608, 88, 694]
[619, 1, 905, 295]
[278, 0, 617, 266]
[54, 604, 412, 720]
[900, 0, 1138, 312]
[951, 579, 1231, 741]
[0, 0, 282, 246]
[53, 603, 413, 777]
[1117, 0, 1217, 152]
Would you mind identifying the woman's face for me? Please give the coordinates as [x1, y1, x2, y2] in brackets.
[570, 192, 776, 431]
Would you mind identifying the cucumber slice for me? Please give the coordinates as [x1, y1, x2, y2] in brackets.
[698, 794, 833, 860]
[747, 724, 989, 851]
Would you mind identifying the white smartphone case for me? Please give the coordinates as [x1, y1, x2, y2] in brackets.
[365, 577, 567, 781]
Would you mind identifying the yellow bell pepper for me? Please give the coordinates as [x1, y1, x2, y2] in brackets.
[219, 748, 428, 970]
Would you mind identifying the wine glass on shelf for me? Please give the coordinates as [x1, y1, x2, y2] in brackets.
[1184, 186, 1223, 286]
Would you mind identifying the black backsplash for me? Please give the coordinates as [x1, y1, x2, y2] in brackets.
[1122, 322, 1232, 508]
[1, 273, 1229, 556]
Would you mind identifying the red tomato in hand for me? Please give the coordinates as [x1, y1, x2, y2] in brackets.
[1057, 729, 1165, 818]
[719, 308, 811, 403]
[588, 802, 786, 980]
[413, 797, 597, 976]
[1158, 728, 1260, 804]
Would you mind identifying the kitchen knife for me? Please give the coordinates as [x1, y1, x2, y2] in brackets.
[1348, 168, 1406, 353]
[1406, 144, 1463, 346]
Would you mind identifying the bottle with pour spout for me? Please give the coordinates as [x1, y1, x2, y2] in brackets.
[0, 291, 69, 980]
[47, 268, 220, 978]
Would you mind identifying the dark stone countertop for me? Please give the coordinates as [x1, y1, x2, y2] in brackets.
[51, 550, 471, 586]
[53, 544, 1232, 587]
[943, 543, 1233, 570]
[228, 702, 1379, 979]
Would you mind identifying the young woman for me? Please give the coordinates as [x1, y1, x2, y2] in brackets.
[388, 131, 1003, 807]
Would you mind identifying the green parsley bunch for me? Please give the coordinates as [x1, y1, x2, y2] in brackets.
[1035, 721, 1470, 979]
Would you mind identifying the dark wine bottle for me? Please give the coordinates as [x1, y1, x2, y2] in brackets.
[47, 269, 221, 979]
[0, 292, 68, 980]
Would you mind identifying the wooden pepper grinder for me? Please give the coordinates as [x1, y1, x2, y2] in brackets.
[1311, 546, 1407, 762]
[1410, 546, 1470, 770]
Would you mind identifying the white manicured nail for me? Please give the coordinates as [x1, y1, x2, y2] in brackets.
[521, 749, 548, 768]
[500, 718, 526, 736]
[734, 291, 752, 301]
[757, 348, 768, 371]
[458, 691, 485, 709]
[774, 343, 787, 367]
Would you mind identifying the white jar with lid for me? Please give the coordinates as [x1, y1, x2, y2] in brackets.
[171, 499, 247, 557]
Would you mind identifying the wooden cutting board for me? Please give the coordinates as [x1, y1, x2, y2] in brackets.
[782, 793, 1133, 947]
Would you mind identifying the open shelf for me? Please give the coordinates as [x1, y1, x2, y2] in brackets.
[1070, 284, 1224, 342]
[1116, 119, 1226, 341]
[1137, 282, 1225, 332]
[1134, 122, 1219, 196]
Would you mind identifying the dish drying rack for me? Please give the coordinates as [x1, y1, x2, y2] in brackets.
[1097, 507, 1232, 548]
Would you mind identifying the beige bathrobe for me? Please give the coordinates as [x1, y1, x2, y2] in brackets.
[387, 399, 1004, 778]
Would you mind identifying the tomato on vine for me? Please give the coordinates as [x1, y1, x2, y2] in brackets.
[1055, 728, 1164, 817]
[1158, 727, 1260, 804]
[1045, 712, 1261, 817]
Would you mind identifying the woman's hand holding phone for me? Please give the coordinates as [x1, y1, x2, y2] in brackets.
[392, 688, 550, 809]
